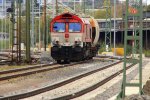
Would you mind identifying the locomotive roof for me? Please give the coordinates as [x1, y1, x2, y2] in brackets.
[81, 18, 91, 24]
[51, 12, 91, 24]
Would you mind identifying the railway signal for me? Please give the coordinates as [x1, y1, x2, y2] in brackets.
[117, 0, 143, 99]
[129, 7, 138, 14]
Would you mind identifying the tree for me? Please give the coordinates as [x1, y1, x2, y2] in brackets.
[147, 5, 150, 11]
[94, 9, 106, 19]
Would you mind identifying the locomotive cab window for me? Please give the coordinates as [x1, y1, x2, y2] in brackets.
[69, 23, 81, 32]
[53, 22, 65, 32]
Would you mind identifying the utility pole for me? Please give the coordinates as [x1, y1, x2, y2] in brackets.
[11, 0, 15, 62]
[74, 0, 75, 12]
[113, 0, 116, 56]
[39, 0, 41, 51]
[31, 0, 35, 50]
[56, 0, 58, 15]
[44, 0, 46, 51]
[83, 0, 85, 13]
[92, 0, 95, 17]
[11, 0, 19, 63]
[18, 0, 22, 62]
[26, 0, 31, 63]
[52, 0, 55, 17]
[104, 0, 112, 52]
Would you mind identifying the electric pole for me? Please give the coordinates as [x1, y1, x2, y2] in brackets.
[26, 0, 31, 63]
[44, 0, 46, 51]
[56, 0, 58, 15]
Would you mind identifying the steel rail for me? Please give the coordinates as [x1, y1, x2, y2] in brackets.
[0, 60, 11, 65]
[0, 61, 122, 100]
[52, 63, 136, 100]
[0, 61, 86, 82]
[0, 56, 116, 75]
[0, 63, 57, 75]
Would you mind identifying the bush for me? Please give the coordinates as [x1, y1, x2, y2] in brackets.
[98, 42, 105, 54]
[144, 50, 150, 57]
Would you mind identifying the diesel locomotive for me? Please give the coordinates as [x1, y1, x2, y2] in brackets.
[50, 13, 100, 63]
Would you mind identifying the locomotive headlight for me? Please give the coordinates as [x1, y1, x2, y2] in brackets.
[74, 37, 81, 45]
[52, 37, 60, 45]
[56, 41, 59, 44]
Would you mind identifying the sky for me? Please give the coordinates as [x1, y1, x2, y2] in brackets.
[119, 0, 150, 4]
[36, 0, 150, 5]
[145, 0, 150, 4]
[0, 0, 149, 5]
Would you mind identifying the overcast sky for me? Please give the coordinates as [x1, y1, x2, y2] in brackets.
[145, 0, 150, 4]
[0, 0, 149, 5]
[119, 0, 150, 4]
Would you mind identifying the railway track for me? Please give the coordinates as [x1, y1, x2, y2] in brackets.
[0, 63, 56, 75]
[0, 60, 122, 100]
[52, 63, 136, 100]
[0, 60, 11, 65]
[0, 61, 88, 82]
[0, 56, 116, 82]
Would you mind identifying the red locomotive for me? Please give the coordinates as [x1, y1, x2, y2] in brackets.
[50, 13, 100, 63]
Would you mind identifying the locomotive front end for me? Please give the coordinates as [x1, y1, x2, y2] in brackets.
[50, 13, 84, 63]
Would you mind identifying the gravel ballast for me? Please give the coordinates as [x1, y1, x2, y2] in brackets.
[143, 80, 150, 96]
[85, 60, 149, 100]
[0, 59, 118, 97]
[124, 94, 150, 100]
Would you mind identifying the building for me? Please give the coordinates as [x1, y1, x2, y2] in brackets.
[60, 0, 83, 5]
[0, 0, 12, 18]
[61, 0, 83, 2]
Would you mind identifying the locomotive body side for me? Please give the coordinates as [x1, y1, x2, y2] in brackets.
[50, 13, 100, 63]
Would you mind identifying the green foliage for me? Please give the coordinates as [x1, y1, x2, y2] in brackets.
[98, 42, 105, 53]
[144, 50, 150, 57]
[0, 15, 51, 48]
[147, 5, 150, 11]
[93, 0, 123, 19]
[116, 43, 124, 48]
[0, 40, 10, 49]
[0, 18, 12, 49]
[126, 45, 132, 55]
[103, 0, 111, 7]
[0, 18, 12, 33]
[94, 9, 107, 19]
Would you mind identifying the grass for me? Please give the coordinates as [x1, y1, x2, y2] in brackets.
[98, 43, 125, 54]
[98, 42, 106, 54]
